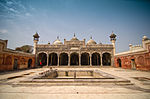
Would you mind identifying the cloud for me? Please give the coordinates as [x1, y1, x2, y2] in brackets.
[25, 13, 32, 16]
[0, 29, 8, 34]
[0, 0, 27, 18]
[7, 1, 13, 5]
[9, 8, 19, 13]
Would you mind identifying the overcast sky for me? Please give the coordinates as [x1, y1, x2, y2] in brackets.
[0, 0, 150, 53]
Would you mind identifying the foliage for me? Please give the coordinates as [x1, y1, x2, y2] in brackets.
[15, 45, 33, 53]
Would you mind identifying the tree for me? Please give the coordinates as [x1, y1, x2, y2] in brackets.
[15, 45, 33, 53]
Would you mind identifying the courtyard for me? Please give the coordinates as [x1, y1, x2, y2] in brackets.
[0, 67, 150, 99]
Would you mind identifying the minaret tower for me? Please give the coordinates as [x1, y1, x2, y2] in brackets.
[110, 31, 116, 55]
[33, 32, 40, 54]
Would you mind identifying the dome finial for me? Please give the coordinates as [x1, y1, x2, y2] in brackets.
[74, 33, 75, 37]
[112, 31, 114, 34]
[57, 36, 59, 39]
[90, 36, 92, 39]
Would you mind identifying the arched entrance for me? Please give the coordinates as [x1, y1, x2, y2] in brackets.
[117, 58, 122, 67]
[13, 59, 18, 70]
[102, 53, 111, 66]
[131, 59, 136, 69]
[59, 53, 68, 65]
[49, 53, 58, 66]
[38, 53, 47, 66]
[92, 52, 100, 66]
[70, 53, 79, 65]
[5, 56, 12, 65]
[81, 53, 90, 65]
[28, 59, 32, 68]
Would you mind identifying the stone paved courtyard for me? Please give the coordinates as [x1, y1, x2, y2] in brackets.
[0, 67, 150, 99]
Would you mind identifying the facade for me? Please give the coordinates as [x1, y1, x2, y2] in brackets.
[0, 39, 35, 71]
[114, 36, 150, 71]
[33, 33, 116, 67]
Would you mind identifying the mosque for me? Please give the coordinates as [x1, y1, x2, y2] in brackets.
[1, 31, 150, 71]
[33, 32, 117, 67]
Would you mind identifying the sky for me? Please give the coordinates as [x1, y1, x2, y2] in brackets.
[0, 0, 150, 53]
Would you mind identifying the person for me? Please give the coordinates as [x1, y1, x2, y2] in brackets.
[40, 61, 42, 66]
[50, 67, 53, 71]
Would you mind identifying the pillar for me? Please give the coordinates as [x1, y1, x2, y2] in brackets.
[35, 54, 38, 66]
[79, 53, 81, 66]
[101, 52, 103, 66]
[47, 53, 49, 66]
[111, 53, 114, 66]
[90, 54, 92, 66]
[33, 41, 37, 54]
[111, 41, 116, 55]
[57, 54, 59, 66]
[50, 54, 52, 65]
[68, 54, 70, 66]
[88, 54, 89, 65]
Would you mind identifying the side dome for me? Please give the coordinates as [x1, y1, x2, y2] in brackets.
[53, 36, 63, 45]
[87, 37, 97, 45]
[142, 36, 149, 41]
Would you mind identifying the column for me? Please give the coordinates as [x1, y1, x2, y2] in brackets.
[101, 52, 103, 66]
[68, 54, 70, 66]
[57, 53, 59, 66]
[50, 54, 52, 65]
[47, 53, 49, 66]
[35, 54, 38, 67]
[88, 54, 89, 66]
[79, 53, 81, 66]
[90, 54, 92, 66]
[111, 53, 114, 66]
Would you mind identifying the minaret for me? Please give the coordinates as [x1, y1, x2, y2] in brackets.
[33, 32, 40, 54]
[110, 31, 116, 55]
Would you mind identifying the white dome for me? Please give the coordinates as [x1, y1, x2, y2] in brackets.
[143, 36, 147, 39]
[143, 36, 148, 41]
[87, 37, 97, 45]
[53, 37, 63, 45]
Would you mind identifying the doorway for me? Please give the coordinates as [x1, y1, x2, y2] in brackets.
[70, 53, 79, 65]
[117, 58, 122, 67]
[102, 53, 111, 66]
[13, 59, 18, 70]
[28, 59, 32, 68]
[59, 53, 68, 65]
[131, 59, 136, 69]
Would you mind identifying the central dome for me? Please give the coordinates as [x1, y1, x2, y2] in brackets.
[87, 37, 97, 45]
[71, 37, 79, 41]
[53, 36, 63, 45]
[70, 33, 79, 41]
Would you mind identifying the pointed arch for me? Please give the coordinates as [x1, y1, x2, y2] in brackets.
[38, 52, 47, 66]
[28, 59, 32, 68]
[5, 55, 12, 65]
[70, 52, 79, 65]
[92, 52, 100, 66]
[49, 53, 58, 66]
[102, 52, 111, 66]
[117, 58, 122, 67]
[59, 53, 68, 65]
[81, 52, 90, 65]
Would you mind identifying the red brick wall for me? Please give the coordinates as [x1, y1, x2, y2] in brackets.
[114, 52, 150, 71]
[0, 53, 35, 71]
